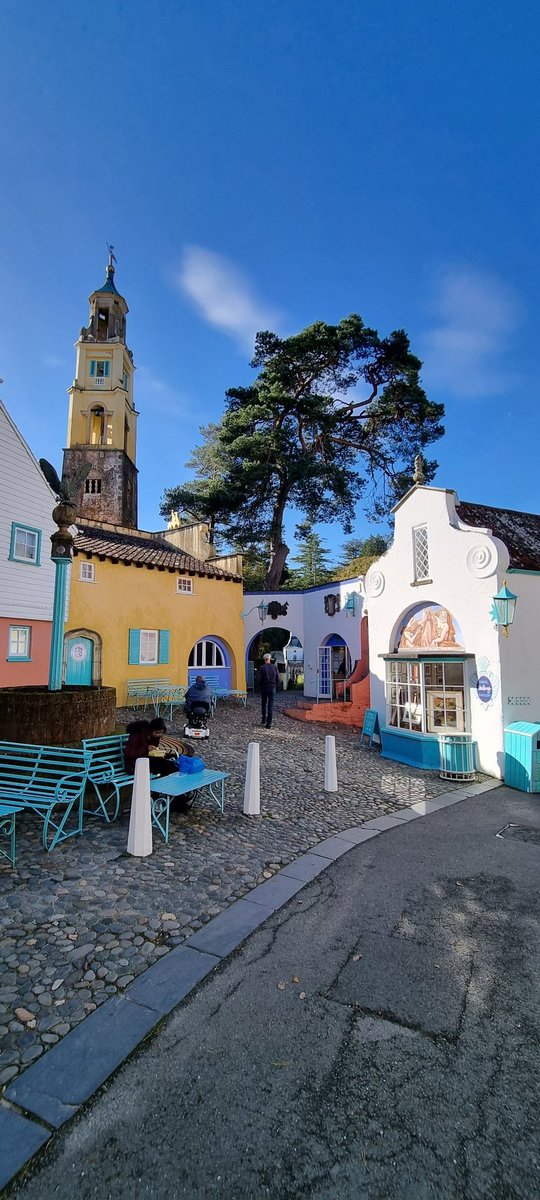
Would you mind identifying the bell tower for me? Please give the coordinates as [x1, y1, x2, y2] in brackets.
[63, 249, 138, 527]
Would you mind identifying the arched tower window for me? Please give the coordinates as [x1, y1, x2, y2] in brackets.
[90, 406, 105, 445]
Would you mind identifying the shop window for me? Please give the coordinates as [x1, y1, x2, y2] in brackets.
[413, 525, 430, 581]
[386, 659, 466, 734]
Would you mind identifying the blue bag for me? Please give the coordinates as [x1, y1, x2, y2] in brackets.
[178, 754, 205, 774]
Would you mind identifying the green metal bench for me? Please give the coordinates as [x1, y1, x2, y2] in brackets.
[82, 733, 132, 823]
[0, 742, 91, 852]
[149, 769, 229, 842]
[126, 679, 171, 710]
[0, 802, 24, 867]
[82, 734, 228, 842]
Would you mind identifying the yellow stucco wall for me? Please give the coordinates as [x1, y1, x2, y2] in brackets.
[66, 556, 246, 705]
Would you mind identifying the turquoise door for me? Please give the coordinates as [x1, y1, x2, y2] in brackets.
[65, 637, 93, 685]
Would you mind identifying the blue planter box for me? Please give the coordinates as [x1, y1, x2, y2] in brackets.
[380, 726, 440, 771]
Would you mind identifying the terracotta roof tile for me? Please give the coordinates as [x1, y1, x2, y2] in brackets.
[456, 501, 540, 571]
[73, 525, 242, 581]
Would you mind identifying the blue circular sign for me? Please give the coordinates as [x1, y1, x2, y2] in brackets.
[476, 675, 492, 703]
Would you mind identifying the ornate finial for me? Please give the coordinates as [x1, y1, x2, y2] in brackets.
[106, 243, 117, 275]
[413, 454, 426, 485]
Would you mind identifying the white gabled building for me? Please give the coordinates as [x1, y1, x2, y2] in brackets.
[364, 484, 540, 779]
[0, 400, 57, 685]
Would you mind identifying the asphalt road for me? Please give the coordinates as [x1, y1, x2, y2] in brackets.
[10, 786, 540, 1200]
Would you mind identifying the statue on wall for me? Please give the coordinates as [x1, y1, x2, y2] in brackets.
[324, 593, 341, 617]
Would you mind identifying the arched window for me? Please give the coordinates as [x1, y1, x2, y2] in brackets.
[90, 406, 105, 445]
[188, 639, 225, 669]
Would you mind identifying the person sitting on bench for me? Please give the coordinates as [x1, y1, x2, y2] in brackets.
[124, 718, 179, 777]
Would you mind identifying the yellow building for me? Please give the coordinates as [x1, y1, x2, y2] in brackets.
[62, 255, 245, 703]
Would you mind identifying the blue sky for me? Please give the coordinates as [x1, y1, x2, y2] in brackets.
[0, 0, 538, 561]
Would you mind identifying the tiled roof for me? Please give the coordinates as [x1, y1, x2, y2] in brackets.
[456, 500, 540, 571]
[73, 525, 242, 581]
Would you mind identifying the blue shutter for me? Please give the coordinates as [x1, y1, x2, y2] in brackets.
[104, 361, 110, 377]
[158, 630, 170, 664]
[128, 629, 140, 665]
[90, 360, 96, 376]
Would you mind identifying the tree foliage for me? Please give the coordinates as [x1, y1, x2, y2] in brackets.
[287, 525, 332, 589]
[161, 315, 444, 589]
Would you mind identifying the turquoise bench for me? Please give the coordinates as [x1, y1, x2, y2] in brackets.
[0, 742, 91, 852]
[126, 679, 170, 710]
[82, 734, 228, 842]
[149, 769, 229, 842]
[82, 733, 133, 823]
[0, 802, 24, 867]
[213, 688, 248, 706]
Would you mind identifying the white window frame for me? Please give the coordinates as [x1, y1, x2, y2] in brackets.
[176, 577, 194, 594]
[412, 525, 430, 582]
[79, 561, 95, 583]
[188, 639, 224, 669]
[386, 659, 467, 735]
[10, 523, 40, 565]
[139, 629, 159, 665]
[8, 625, 31, 660]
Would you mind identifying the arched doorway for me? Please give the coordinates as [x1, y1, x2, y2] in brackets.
[318, 634, 352, 701]
[63, 629, 102, 687]
[247, 627, 304, 693]
[187, 636, 232, 689]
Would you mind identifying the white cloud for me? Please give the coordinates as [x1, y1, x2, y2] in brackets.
[176, 245, 282, 352]
[137, 364, 200, 422]
[420, 267, 523, 399]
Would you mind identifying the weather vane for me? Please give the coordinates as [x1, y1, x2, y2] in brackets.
[106, 242, 117, 268]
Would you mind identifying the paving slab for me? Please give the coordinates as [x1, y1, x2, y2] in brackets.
[126, 945, 220, 1015]
[5, 995, 158, 1128]
[310, 835, 359, 860]
[186, 898, 275, 958]
[0, 1108, 50, 1191]
[332, 826, 384, 843]
[279, 851, 334, 882]
[242, 873, 306, 911]
[361, 814, 409, 831]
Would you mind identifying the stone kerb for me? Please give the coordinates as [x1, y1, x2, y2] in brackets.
[0, 686, 116, 745]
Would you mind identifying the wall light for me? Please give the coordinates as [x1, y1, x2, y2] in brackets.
[491, 581, 518, 637]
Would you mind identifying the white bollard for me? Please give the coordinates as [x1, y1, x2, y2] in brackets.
[324, 735, 338, 792]
[243, 741, 261, 815]
[127, 757, 153, 856]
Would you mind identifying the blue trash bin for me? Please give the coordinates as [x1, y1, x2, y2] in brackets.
[438, 733, 477, 781]
[504, 722, 540, 793]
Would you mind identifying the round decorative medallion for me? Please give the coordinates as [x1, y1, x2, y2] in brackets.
[466, 542, 498, 578]
[70, 642, 88, 662]
[365, 568, 385, 598]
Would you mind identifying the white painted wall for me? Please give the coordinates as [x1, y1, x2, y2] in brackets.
[365, 485, 540, 778]
[0, 401, 57, 620]
[244, 580, 363, 698]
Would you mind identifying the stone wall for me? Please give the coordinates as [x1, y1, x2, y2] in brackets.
[0, 686, 116, 746]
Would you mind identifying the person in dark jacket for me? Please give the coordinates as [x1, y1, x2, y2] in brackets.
[184, 675, 212, 719]
[124, 718, 178, 777]
[256, 653, 280, 729]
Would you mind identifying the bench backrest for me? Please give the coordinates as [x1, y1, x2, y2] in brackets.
[0, 742, 90, 793]
[82, 734, 128, 776]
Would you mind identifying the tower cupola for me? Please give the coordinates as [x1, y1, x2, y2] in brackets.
[63, 250, 139, 528]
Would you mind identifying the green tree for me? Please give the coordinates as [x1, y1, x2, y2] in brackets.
[288, 525, 332, 588]
[160, 422, 236, 549]
[339, 534, 388, 565]
[162, 315, 444, 589]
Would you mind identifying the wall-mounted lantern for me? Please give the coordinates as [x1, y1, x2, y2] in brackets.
[491, 581, 518, 637]
[241, 600, 269, 624]
[344, 591, 360, 618]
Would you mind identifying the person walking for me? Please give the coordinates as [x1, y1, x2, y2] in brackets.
[256, 653, 280, 729]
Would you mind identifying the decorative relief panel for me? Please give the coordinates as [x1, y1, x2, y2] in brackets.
[466, 542, 498, 579]
[365, 568, 385, 598]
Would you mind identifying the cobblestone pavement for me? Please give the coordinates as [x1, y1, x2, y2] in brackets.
[0, 695, 468, 1090]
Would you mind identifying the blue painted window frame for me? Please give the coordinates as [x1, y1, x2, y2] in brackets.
[89, 359, 110, 378]
[128, 628, 170, 666]
[9, 522, 42, 566]
[7, 625, 32, 662]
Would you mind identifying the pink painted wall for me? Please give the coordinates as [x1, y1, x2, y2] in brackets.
[0, 618, 52, 686]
